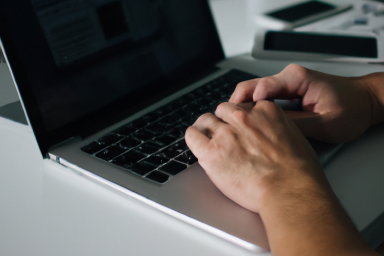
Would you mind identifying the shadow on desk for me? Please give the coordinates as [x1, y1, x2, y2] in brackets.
[0, 101, 28, 125]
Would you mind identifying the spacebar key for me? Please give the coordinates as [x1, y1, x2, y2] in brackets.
[132, 162, 156, 176]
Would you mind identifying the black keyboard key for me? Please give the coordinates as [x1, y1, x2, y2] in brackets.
[173, 95, 189, 107]
[205, 103, 219, 114]
[153, 107, 167, 117]
[146, 122, 168, 135]
[239, 73, 257, 81]
[226, 82, 238, 92]
[169, 125, 188, 139]
[155, 140, 188, 158]
[112, 125, 136, 136]
[131, 118, 149, 129]
[183, 114, 202, 126]
[153, 134, 176, 147]
[221, 84, 235, 95]
[98, 134, 122, 145]
[175, 150, 198, 165]
[146, 171, 170, 183]
[158, 115, 179, 126]
[159, 161, 188, 175]
[171, 109, 190, 122]
[134, 129, 155, 141]
[217, 96, 230, 104]
[81, 141, 108, 154]
[142, 113, 159, 123]
[216, 75, 227, 82]
[208, 91, 225, 100]
[210, 79, 225, 88]
[119, 137, 141, 148]
[162, 102, 178, 113]
[198, 98, 214, 108]
[142, 156, 169, 166]
[202, 82, 215, 92]
[111, 150, 146, 168]
[183, 118, 194, 126]
[184, 103, 204, 115]
[136, 141, 162, 154]
[195, 86, 210, 95]
[132, 162, 156, 176]
[95, 144, 126, 161]
[184, 91, 201, 101]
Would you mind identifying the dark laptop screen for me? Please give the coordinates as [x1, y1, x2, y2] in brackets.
[0, 0, 224, 154]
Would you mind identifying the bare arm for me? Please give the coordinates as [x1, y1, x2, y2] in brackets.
[185, 64, 384, 255]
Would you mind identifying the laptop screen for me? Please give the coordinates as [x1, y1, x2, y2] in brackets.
[0, 0, 224, 154]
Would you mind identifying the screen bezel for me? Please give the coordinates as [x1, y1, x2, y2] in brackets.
[0, 0, 225, 157]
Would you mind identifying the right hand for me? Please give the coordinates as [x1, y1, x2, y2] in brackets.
[229, 64, 383, 144]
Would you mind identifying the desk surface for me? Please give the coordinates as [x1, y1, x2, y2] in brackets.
[1, 0, 384, 255]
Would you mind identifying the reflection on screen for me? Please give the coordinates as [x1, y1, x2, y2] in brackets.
[32, 0, 160, 67]
[1, 0, 222, 133]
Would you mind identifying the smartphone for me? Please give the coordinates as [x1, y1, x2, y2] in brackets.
[252, 29, 383, 63]
[256, 1, 353, 30]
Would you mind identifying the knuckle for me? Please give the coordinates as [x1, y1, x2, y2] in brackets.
[184, 127, 193, 144]
[256, 101, 281, 116]
[285, 63, 301, 71]
[285, 63, 307, 80]
[232, 108, 248, 123]
[257, 77, 275, 89]
[235, 81, 248, 91]
[197, 112, 214, 122]
[215, 102, 227, 113]
[258, 77, 271, 85]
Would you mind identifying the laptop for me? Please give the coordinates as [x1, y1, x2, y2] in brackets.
[0, 0, 342, 252]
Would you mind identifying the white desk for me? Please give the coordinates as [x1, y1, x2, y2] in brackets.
[1, 1, 384, 255]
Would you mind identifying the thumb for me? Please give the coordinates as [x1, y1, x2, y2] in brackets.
[285, 110, 329, 142]
[253, 64, 311, 101]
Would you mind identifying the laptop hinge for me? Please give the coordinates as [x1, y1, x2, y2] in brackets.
[47, 153, 60, 163]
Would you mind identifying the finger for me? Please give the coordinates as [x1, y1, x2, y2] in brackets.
[229, 78, 260, 104]
[252, 100, 285, 123]
[185, 126, 210, 159]
[193, 113, 227, 138]
[253, 64, 311, 101]
[236, 102, 255, 113]
[215, 102, 248, 127]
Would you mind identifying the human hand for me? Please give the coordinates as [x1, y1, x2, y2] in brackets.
[185, 101, 328, 213]
[185, 99, 378, 256]
[229, 64, 384, 143]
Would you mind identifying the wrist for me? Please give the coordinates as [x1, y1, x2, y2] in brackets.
[356, 73, 384, 125]
[256, 163, 331, 213]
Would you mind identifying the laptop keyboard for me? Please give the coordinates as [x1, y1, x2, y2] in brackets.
[81, 69, 257, 184]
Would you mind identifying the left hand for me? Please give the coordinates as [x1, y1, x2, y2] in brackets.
[185, 101, 328, 213]
[229, 64, 382, 143]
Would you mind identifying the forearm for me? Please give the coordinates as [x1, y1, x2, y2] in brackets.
[258, 171, 378, 256]
[357, 72, 384, 125]
[258, 72, 384, 255]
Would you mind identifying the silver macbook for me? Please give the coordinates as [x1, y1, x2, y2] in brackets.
[0, 0, 341, 252]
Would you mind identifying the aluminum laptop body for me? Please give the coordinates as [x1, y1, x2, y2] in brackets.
[0, 0, 342, 252]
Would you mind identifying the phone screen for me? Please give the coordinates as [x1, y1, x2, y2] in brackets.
[267, 1, 336, 22]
